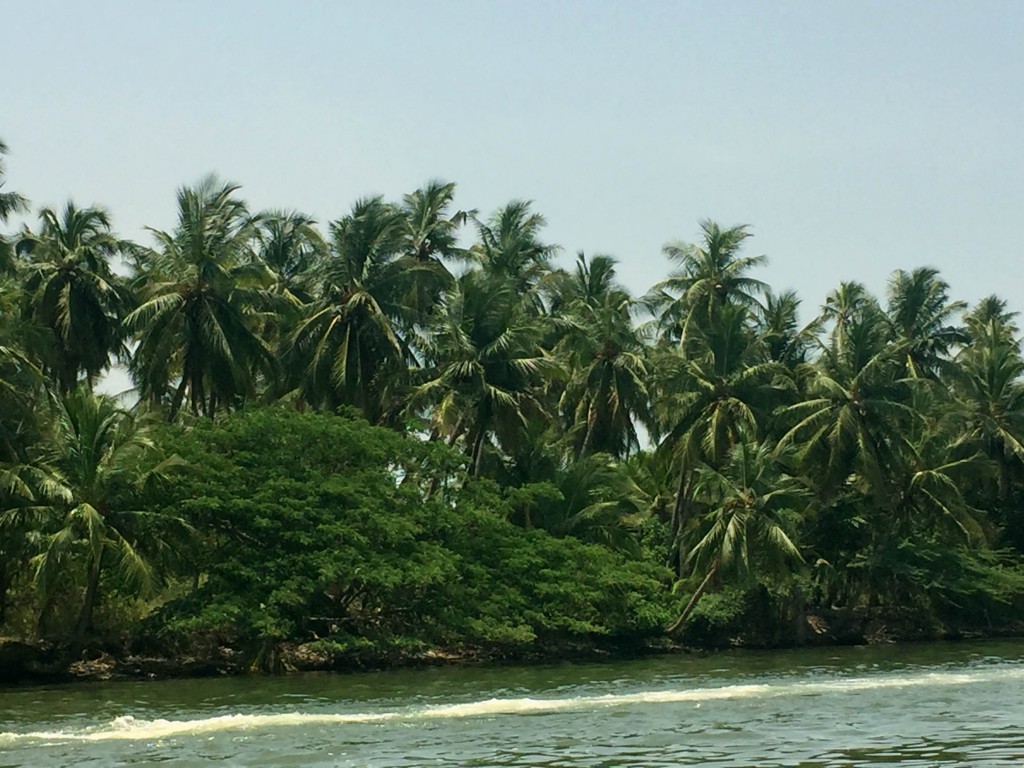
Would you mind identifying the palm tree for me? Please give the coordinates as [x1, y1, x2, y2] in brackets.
[666, 437, 806, 633]
[544, 452, 651, 553]
[778, 295, 919, 501]
[253, 211, 327, 398]
[30, 389, 188, 641]
[653, 302, 789, 573]
[0, 139, 26, 220]
[754, 289, 820, 369]
[289, 196, 445, 422]
[552, 254, 652, 459]
[819, 281, 873, 358]
[0, 139, 28, 273]
[16, 203, 130, 392]
[0, 335, 43, 463]
[885, 267, 967, 378]
[0, 465, 39, 626]
[965, 295, 1019, 336]
[256, 210, 327, 304]
[126, 176, 274, 419]
[470, 200, 557, 296]
[400, 180, 473, 263]
[395, 181, 469, 324]
[412, 270, 555, 476]
[948, 303, 1024, 508]
[649, 220, 766, 344]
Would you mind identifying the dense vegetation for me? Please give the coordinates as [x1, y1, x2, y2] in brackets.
[2, 138, 1024, 673]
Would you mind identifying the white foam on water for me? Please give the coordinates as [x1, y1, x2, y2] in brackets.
[2, 665, 1020, 743]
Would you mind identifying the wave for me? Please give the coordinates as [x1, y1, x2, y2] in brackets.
[3, 665, 1021, 743]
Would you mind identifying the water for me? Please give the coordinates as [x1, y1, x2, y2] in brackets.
[2, 640, 1023, 766]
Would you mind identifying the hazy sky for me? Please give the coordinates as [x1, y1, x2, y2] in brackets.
[5, 1, 1023, 314]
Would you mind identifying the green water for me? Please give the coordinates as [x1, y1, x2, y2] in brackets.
[2, 640, 1024, 766]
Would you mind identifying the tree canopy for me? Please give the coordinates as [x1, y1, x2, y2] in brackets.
[2, 139, 1024, 670]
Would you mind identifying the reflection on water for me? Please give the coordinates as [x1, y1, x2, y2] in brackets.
[1, 640, 1023, 766]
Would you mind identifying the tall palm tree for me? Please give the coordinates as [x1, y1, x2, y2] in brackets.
[30, 389, 188, 641]
[289, 196, 444, 422]
[543, 452, 651, 552]
[666, 437, 806, 633]
[649, 220, 767, 344]
[653, 303, 789, 573]
[819, 281, 873, 358]
[16, 203, 130, 392]
[552, 254, 651, 459]
[400, 180, 473, 263]
[885, 267, 967, 378]
[412, 270, 555, 476]
[965, 295, 1019, 337]
[948, 305, 1024, 507]
[470, 200, 557, 295]
[778, 295, 919, 501]
[395, 181, 469, 323]
[0, 328, 43, 463]
[256, 210, 326, 304]
[0, 139, 28, 273]
[126, 176, 274, 419]
[754, 289, 820, 369]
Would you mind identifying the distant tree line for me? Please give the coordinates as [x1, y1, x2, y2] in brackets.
[2, 138, 1023, 667]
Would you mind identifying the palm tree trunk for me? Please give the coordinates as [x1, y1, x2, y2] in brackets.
[470, 428, 487, 477]
[579, 409, 597, 460]
[998, 453, 1010, 504]
[74, 552, 103, 642]
[168, 377, 188, 421]
[665, 558, 719, 635]
[191, 371, 204, 416]
[0, 563, 10, 627]
[445, 418, 466, 446]
[668, 465, 690, 576]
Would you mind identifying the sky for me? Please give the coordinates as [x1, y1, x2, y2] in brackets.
[4, 0, 1023, 320]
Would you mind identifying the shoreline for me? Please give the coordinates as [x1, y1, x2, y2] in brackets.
[4, 618, 1021, 687]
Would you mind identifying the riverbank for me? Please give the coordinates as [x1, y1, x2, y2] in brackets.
[5, 608, 1023, 686]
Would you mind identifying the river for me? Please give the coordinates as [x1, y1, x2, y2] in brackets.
[1, 640, 1023, 766]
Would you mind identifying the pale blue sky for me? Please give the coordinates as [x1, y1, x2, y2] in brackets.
[5, 1, 1023, 315]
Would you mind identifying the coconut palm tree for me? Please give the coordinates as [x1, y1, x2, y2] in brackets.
[653, 302, 790, 573]
[30, 389, 188, 641]
[778, 295, 919, 501]
[666, 436, 806, 633]
[885, 267, 967, 378]
[256, 210, 327, 304]
[819, 281, 873, 358]
[394, 181, 470, 326]
[412, 270, 555, 476]
[289, 196, 446, 422]
[552, 254, 652, 459]
[0, 139, 28, 274]
[544, 452, 652, 553]
[400, 180, 473, 263]
[754, 289, 820, 370]
[16, 203, 130, 392]
[948, 305, 1024, 509]
[126, 176, 274, 419]
[470, 200, 557, 296]
[0, 139, 26, 219]
[649, 220, 767, 344]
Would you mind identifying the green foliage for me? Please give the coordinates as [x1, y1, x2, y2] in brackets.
[146, 408, 669, 664]
[3, 147, 1024, 663]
